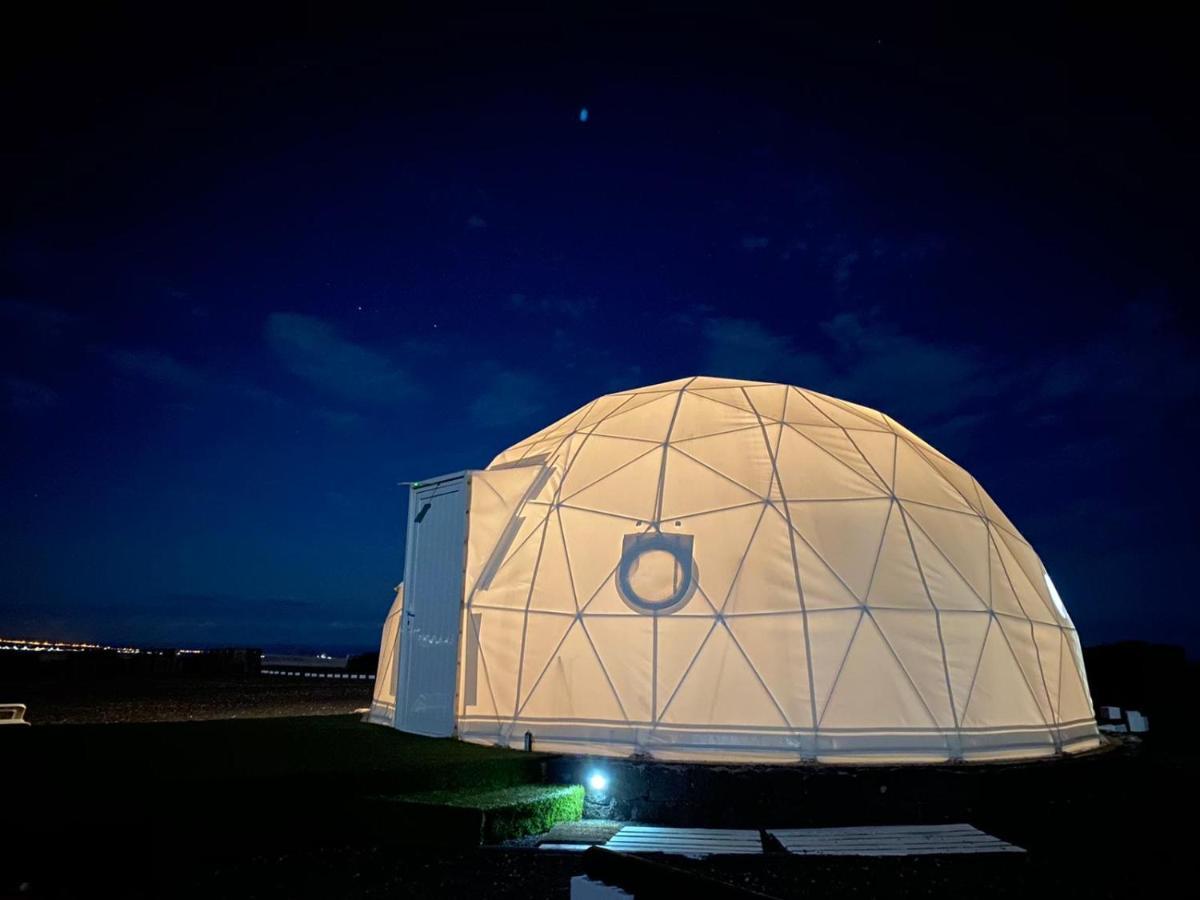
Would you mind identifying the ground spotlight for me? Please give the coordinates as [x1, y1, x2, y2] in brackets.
[587, 770, 610, 792]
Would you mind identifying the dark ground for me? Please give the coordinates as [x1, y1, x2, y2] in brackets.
[7, 672, 373, 724]
[4, 676, 1196, 897]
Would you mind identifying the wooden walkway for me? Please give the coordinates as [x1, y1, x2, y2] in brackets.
[595, 823, 1023, 858]
[767, 823, 1025, 856]
[602, 826, 763, 857]
[588, 823, 1023, 858]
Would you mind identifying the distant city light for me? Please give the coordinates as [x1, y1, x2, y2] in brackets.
[0, 637, 204, 655]
[587, 770, 609, 792]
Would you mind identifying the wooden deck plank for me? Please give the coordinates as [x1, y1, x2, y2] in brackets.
[768, 824, 1024, 856]
[603, 826, 763, 856]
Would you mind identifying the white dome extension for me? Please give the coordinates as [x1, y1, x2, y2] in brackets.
[456, 376, 1098, 763]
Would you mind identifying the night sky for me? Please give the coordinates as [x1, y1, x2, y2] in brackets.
[3, 5, 1196, 654]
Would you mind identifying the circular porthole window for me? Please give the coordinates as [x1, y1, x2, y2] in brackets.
[616, 532, 697, 615]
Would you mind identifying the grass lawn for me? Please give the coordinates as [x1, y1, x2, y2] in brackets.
[10, 713, 540, 785]
[8, 714, 558, 842]
[385, 784, 585, 843]
[7, 713, 1198, 897]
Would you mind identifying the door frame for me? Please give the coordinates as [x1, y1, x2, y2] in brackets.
[393, 470, 472, 736]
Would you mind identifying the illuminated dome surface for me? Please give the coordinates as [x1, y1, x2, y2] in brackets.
[437, 377, 1098, 762]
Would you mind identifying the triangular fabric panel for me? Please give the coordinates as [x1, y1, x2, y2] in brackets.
[885, 415, 953, 463]
[990, 527, 1059, 625]
[688, 386, 759, 416]
[560, 436, 661, 501]
[775, 425, 890, 501]
[583, 614, 654, 723]
[661, 446, 766, 519]
[680, 504, 767, 613]
[653, 616, 719, 722]
[846, 429, 897, 491]
[466, 464, 544, 593]
[801, 390, 891, 432]
[726, 613, 815, 729]
[920, 452, 985, 515]
[508, 433, 570, 466]
[1057, 629, 1094, 722]
[993, 614, 1055, 724]
[994, 527, 1062, 625]
[868, 608, 956, 728]
[578, 392, 649, 429]
[660, 622, 789, 728]
[937, 610, 992, 724]
[783, 387, 844, 427]
[790, 513, 870, 610]
[519, 620, 627, 722]
[527, 512, 583, 614]
[515, 612, 577, 711]
[459, 618, 500, 722]
[819, 613, 941, 730]
[591, 392, 679, 442]
[1031, 621, 1064, 724]
[497, 408, 580, 460]
[987, 535, 1029, 619]
[794, 425, 890, 493]
[806, 608, 866, 724]
[904, 508, 989, 612]
[973, 478, 1023, 539]
[472, 607, 525, 719]
[893, 438, 977, 514]
[672, 426, 774, 499]
[742, 383, 789, 421]
[724, 506, 803, 614]
[559, 508, 650, 610]
[786, 498, 891, 602]
[685, 376, 759, 390]
[866, 503, 933, 610]
[671, 390, 762, 441]
[472, 518, 548, 610]
[564, 448, 663, 522]
[823, 393, 894, 431]
[960, 618, 1048, 728]
[902, 501, 990, 604]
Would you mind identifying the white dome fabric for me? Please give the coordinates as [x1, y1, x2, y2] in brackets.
[366, 583, 403, 726]
[456, 377, 1098, 763]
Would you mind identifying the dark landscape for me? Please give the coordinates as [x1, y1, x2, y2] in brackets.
[3, 3, 1196, 898]
[5, 647, 1197, 898]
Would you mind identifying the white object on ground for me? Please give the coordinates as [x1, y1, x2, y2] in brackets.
[570, 875, 632, 899]
[768, 823, 1024, 856]
[602, 826, 762, 858]
[0, 703, 29, 725]
[1126, 710, 1149, 733]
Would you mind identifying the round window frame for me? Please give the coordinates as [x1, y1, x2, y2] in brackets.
[616, 532, 697, 615]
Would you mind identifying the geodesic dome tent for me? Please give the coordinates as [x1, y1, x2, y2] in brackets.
[370, 377, 1098, 763]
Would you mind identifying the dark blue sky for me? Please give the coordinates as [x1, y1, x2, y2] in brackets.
[3, 4, 1197, 653]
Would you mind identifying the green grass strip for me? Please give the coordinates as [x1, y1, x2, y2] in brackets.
[396, 783, 584, 842]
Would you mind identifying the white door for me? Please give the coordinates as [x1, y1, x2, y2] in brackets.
[395, 473, 469, 736]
